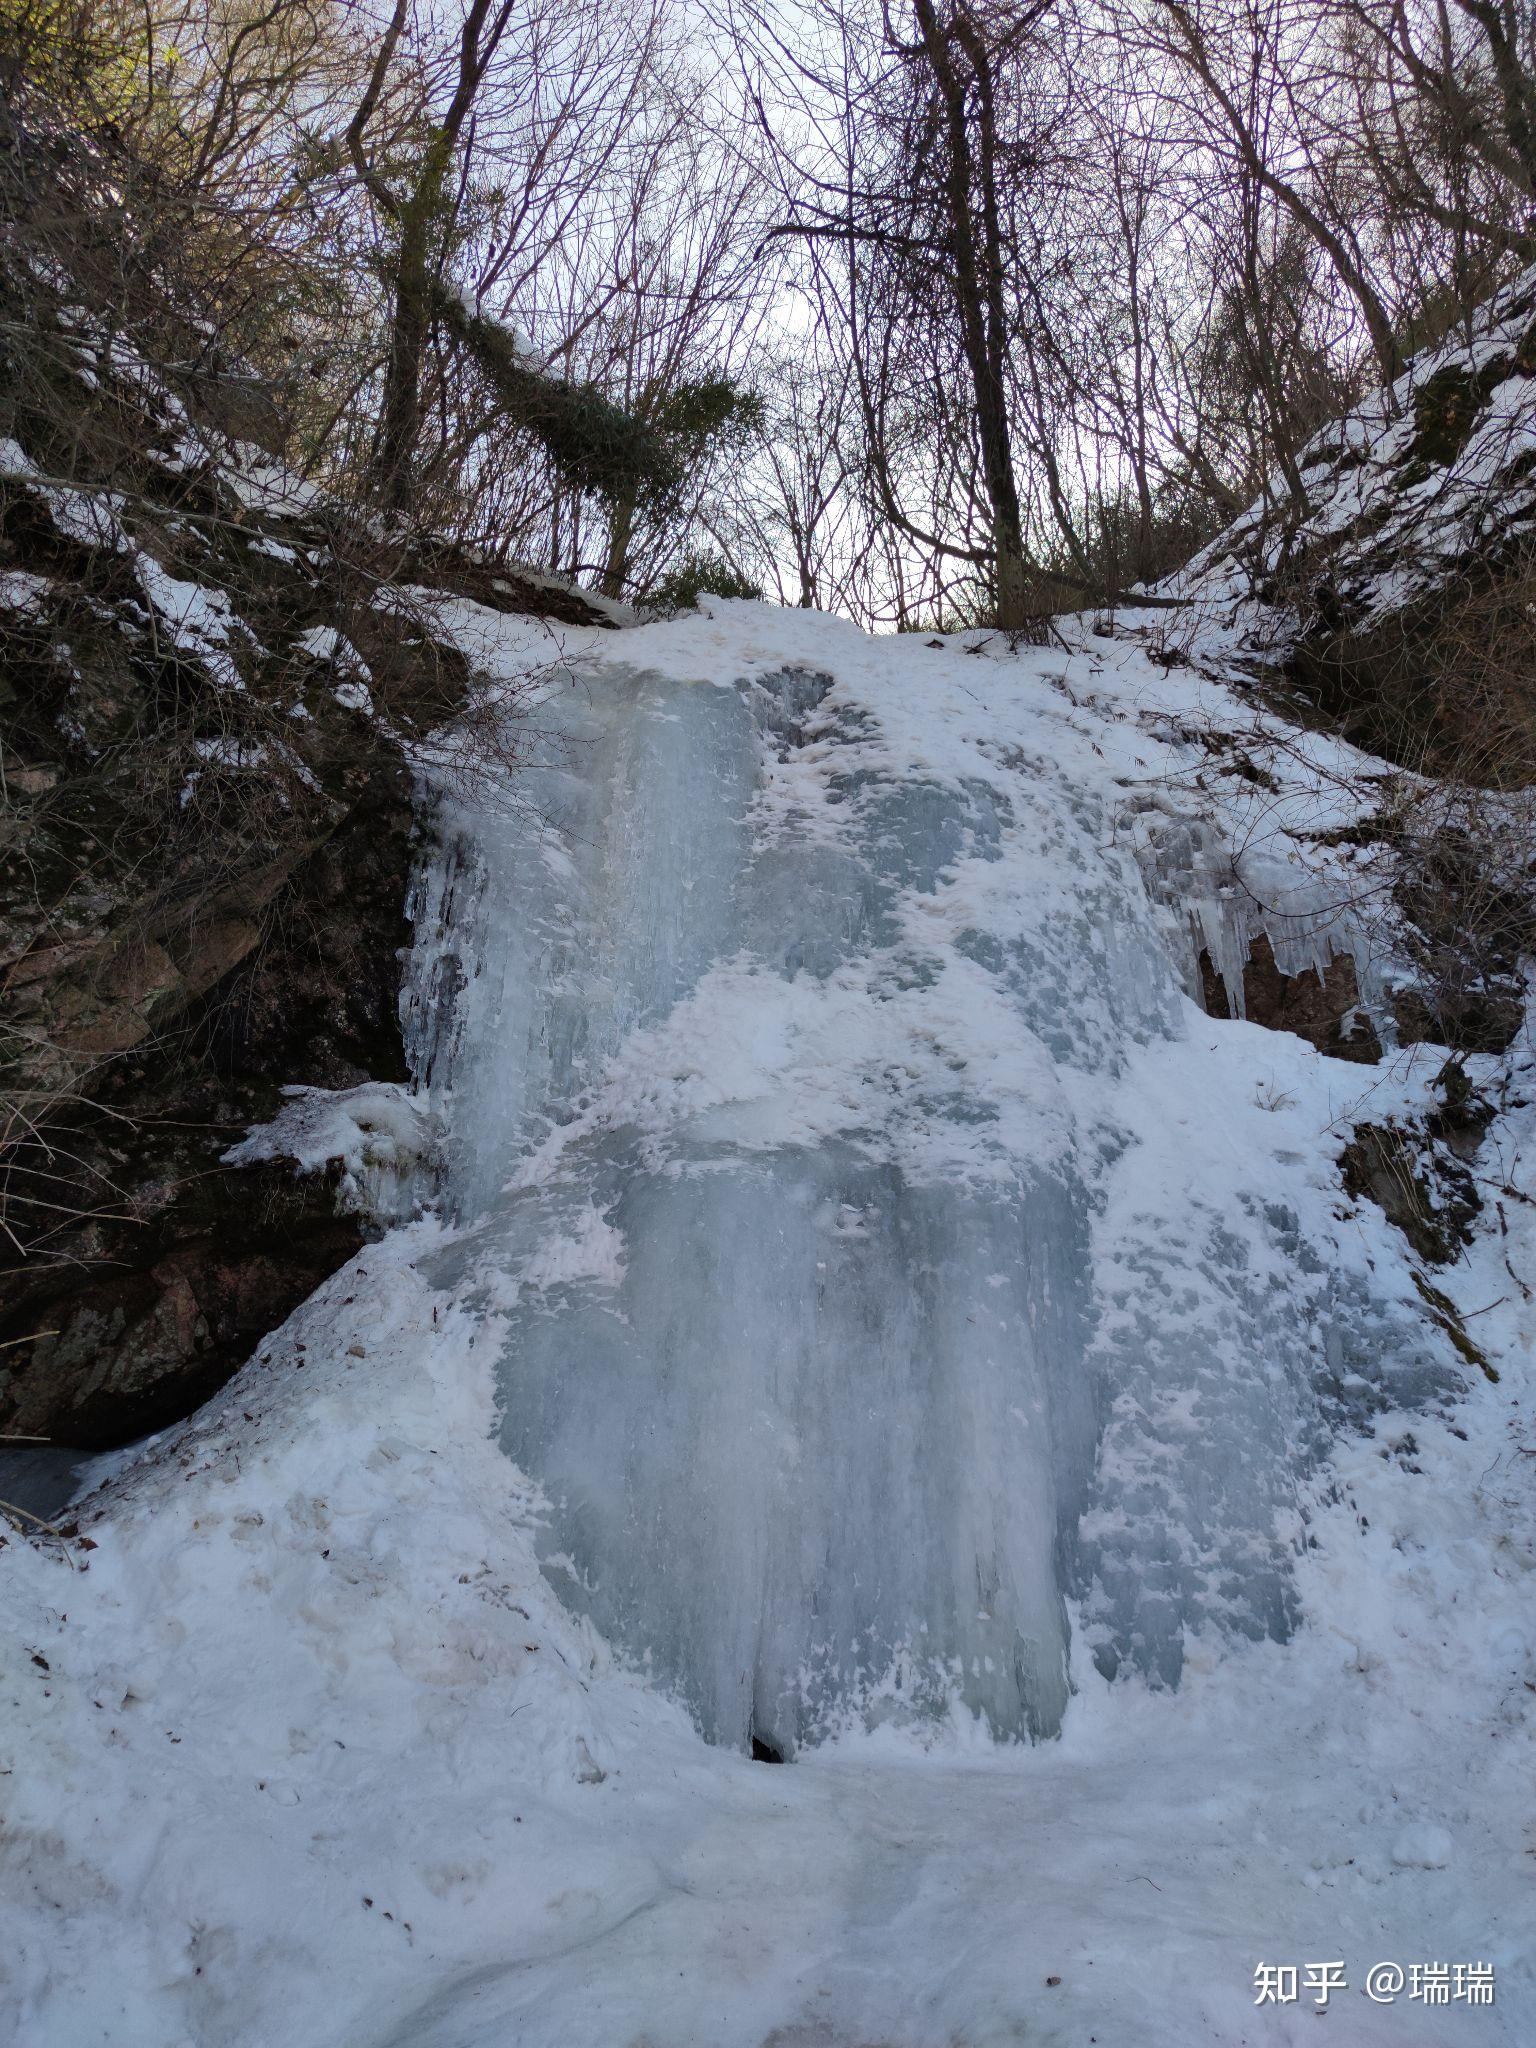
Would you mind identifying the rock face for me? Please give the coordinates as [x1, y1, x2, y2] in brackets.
[0, 776, 410, 1448]
[3, 1173, 366, 1449]
[0, 252, 609, 1450]
[1339, 1120, 1480, 1269]
[1199, 932, 1381, 1062]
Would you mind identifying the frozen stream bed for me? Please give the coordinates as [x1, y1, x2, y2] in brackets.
[2, 602, 1533, 2045]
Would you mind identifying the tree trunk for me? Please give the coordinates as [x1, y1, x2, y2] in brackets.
[600, 488, 637, 599]
[913, 0, 1033, 631]
[347, 0, 513, 514]
[994, 526, 1029, 629]
[376, 135, 451, 512]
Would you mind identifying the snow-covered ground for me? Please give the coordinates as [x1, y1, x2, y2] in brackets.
[2, 602, 1532, 2046]
[1154, 264, 1536, 663]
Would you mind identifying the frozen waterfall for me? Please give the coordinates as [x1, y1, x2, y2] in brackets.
[402, 620, 1454, 1756]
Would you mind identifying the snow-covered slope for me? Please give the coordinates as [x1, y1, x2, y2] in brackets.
[2, 602, 1533, 2046]
[1160, 265, 1536, 660]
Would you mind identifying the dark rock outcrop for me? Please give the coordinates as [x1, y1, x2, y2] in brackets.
[0, 260, 609, 1451]
[1339, 1060, 1492, 1278]
[0, 764, 414, 1447]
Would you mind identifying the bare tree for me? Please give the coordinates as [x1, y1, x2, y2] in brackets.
[745, 0, 1080, 628]
[342, 0, 520, 508]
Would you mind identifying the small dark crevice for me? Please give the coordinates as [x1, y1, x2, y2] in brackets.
[750, 1733, 784, 1764]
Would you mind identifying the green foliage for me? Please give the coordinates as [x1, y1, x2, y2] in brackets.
[525, 373, 679, 504]
[651, 376, 765, 451]
[646, 551, 762, 613]
[435, 285, 679, 503]
[637, 376, 764, 511]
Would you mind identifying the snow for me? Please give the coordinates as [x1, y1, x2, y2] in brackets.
[0, 568, 51, 616]
[1391, 1824, 1455, 1871]
[450, 289, 545, 369]
[1160, 265, 1536, 656]
[191, 736, 266, 770]
[222, 444, 324, 516]
[2, 600, 1533, 2044]
[0, 434, 255, 695]
[225, 1082, 438, 1224]
[247, 534, 300, 563]
[295, 624, 371, 680]
[294, 623, 376, 711]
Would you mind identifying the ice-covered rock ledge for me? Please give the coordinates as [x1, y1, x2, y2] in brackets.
[2, 602, 1533, 2048]
[225, 1081, 441, 1226]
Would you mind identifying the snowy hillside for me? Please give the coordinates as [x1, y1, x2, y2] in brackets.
[3, 598, 1533, 2046]
[1160, 265, 1536, 664]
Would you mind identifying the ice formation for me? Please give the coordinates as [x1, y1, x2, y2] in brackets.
[402, 619, 1455, 1755]
[225, 1081, 438, 1224]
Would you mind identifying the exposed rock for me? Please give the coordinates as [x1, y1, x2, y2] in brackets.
[1339, 1060, 1492, 1276]
[1391, 821, 1531, 1053]
[1198, 932, 1382, 1062]
[1413, 1272, 1498, 1383]
[0, 258, 610, 1451]
[403, 536, 624, 627]
[1425, 1057, 1496, 1157]
[1, 1168, 364, 1450]
[1340, 1122, 1479, 1267]
[1393, 984, 1525, 1056]
[0, 768, 412, 1447]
